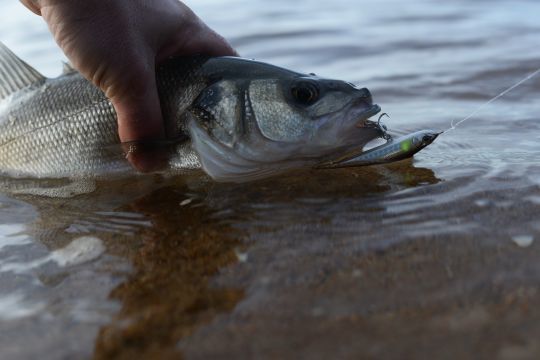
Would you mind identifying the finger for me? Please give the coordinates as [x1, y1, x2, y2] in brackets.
[110, 66, 167, 172]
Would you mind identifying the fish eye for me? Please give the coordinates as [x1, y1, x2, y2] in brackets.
[291, 81, 320, 106]
[422, 135, 431, 143]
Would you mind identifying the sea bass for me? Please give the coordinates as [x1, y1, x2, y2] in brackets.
[0, 43, 382, 182]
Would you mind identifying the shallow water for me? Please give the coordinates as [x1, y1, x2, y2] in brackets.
[1, 0, 540, 358]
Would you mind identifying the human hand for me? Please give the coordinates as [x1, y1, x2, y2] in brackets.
[20, 0, 237, 171]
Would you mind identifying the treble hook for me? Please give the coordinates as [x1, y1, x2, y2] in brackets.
[377, 113, 392, 140]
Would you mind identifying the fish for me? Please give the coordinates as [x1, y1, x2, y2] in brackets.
[318, 130, 440, 168]
[0, 42, 383, 183]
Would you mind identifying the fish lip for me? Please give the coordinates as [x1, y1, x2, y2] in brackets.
[355, 104, 381, 127]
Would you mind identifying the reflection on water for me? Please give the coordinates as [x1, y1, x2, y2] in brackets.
[2, 0, 540, 358]
[94, 184, 244, 359]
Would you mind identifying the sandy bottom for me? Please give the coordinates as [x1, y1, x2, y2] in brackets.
[2, 167, 534, 360]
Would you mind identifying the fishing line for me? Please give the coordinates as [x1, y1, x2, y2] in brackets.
[444, 67, 540, 133]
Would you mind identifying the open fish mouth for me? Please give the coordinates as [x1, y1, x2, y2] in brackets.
[343, 103, 385, 150]
[355, 104, 382, 128]
[316, 103, 384, 167]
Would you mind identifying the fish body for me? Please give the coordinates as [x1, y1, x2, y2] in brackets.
[0, 50, 205, 178]
[0, 43, 383, 182]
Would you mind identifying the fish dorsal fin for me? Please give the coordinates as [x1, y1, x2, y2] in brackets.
[0, 42, 45, 100]
[62, 61, 76, 75]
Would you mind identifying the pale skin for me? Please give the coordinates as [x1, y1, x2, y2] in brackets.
[20, 0, 237, 171]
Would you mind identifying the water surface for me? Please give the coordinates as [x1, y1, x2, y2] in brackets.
[1, 0, 540, 359]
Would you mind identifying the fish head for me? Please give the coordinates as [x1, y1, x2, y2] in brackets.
[187, 58, 381, 182]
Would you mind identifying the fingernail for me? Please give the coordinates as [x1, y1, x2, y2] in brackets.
[122, 141, 170, 173]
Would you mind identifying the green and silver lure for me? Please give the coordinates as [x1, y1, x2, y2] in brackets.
[319, 114, 440, 168]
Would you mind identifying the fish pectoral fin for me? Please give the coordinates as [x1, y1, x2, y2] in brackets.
[0, 42, 46, 100]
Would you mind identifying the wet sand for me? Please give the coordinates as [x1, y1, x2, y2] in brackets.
[96, 171, 540, 359]
[3, 166, 538, 359]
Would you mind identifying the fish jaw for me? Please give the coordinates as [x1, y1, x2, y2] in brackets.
[188, 116, 310, 182]
[309, 103, 383, 162]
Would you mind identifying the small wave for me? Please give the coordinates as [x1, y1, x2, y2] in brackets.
[65, 211, 151, 235]
[0, 292, 45, 321]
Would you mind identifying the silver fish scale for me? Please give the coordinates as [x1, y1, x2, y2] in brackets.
[0, 74, 125, 177]
[0, 59, 207, 178]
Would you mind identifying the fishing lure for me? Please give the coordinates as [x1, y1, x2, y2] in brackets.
[319, 127, 440, 168]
